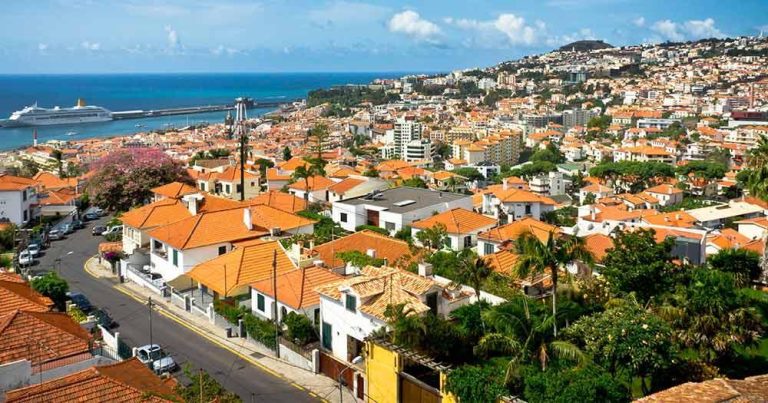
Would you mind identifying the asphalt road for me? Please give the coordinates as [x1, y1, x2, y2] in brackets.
[35, 215, 319, 402]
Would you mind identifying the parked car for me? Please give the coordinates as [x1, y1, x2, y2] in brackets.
[94, 208, 106, 217]
[26, 243, 41, 257]
[94, 309, 117, 329]
[103, 225, 123, 236]
[135, 345, 177, 373]
[48, 229, 64, 241]
[18, 250, 34, 266]
[83, 212, 99, 221]
[60, 224, 74, 235]
[92, 225, 107, 236]
[66, 292, 93, 312]
[71, 219, 85, 229]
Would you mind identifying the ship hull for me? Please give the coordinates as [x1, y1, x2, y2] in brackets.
[0, 115, 113, 127]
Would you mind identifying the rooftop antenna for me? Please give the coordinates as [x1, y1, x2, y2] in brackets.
[234, 97, 248, 201]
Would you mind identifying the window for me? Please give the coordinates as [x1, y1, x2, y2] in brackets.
[280, 306, 287, 321]
[225, 184, 231, 194]
[322, 321, 333, 350]
[484, 243, 495, 255]
[236, 184, 243, 193]
[22, 190, 26, 202]
[385, 221, 395, 232]
[257, 294, 265, 312]
[345, 294, 357, 312]
[23, 210, 28, 221]
[199, 182, 206, 191]
[463, 236, 472, 248]
[218, 245, 227, 255]
[314, 308, 320, 325]
[426, 292, 438, 314]
[340, 213, 348, 223]
[444, 237, 451, 248]
[172, 249, 178, 266]
[525, 204, 532, 215]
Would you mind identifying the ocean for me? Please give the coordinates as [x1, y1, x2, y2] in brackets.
[0, 72, 409, 151]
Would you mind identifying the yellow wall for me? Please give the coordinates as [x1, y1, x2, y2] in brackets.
[440, 372, 458, 403]
[365, 341, 401, 403]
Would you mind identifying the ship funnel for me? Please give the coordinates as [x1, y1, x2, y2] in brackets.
[76, 98, 86, 107]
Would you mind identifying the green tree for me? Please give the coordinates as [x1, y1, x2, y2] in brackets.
[676, 160, 727, 180]
[564, 299, 676, 395]
[522, 362, 630, 403]
[0, 223, 16, 252]
[452, 167, 484, 182]
[282, 311, 316, 346]
[600, 229, 677, 303]
[291, 166, 311, 201]
[514, 231, 593, 337]
[362, 167, 379, 178]
[383, 304, 427, 348]
[744, 134, 768, 281]
[445, 359, 509, 403]
[454, 250, 493, 300]
[402, 177, 427, 188]
[174, 364, 241, 403]
[30, 272, 69, 311]
[415, 223, 447, 250]
[657, 268, 763, 364]
[50, 149, 64, 178]
[707, 248, 762, 286]
[308, 123, 329, 160]
[254, 158, 274, 179]
[582, 192, 596, 205]
[587, 115, 611, 131]
[336, 250, 386, 268]
[282, 146, 292, 161]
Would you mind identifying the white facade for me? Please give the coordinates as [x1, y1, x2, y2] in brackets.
[403, 139, 434, 163]
[332, 196, 473, 234]
[250, 287, 320, 325]
[0, 187, 37, 225]
[319, 294, 385, 361]
[393, 117, 422, 158]
[149, 241, 233, 282]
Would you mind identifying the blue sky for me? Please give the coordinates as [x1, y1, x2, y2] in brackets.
[1, 0, 767, 74]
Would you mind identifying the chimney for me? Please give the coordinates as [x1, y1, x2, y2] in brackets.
[243, 208, 252, 230]
[291, 243, 301, 262]
[418, 262, 433, 277]
[33, 129, 38, 147]
[183, 193, 202, 215]
[366, 249, 376, 258]
[313, 259, 325, 267]
[503, 178, 509, 190]
[675, 213, 681, 220]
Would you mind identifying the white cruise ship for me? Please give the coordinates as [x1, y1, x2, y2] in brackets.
[0, 98, 113, 127]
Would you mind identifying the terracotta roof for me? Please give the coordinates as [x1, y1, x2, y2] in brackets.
[490, 187, 557, 205]
[98, 242, 123, 254]
[412, 208, 497, 234]
[0, 174, 37, 191]
[636, 374, 768, 403]
[0, 310, 91, 367]
[279, 157, 310, 171]
[32, 172, 78, 190]
[735, 216, 768, 229]
[483, 250, 519, 277]
[249, 204, 316, 232]
[377, 160, 411, 172]
[266, 168, 291, 181]
[147, 208, 267, 250]
[288, 175, 335, 191]
[215, 164, 258, 182]
[151, 181, 198, 199]
[0, 270, 25, 283]
[642, 211, 697, 228]
[707, 229, 751, 251]
[186, 240, 296, 295]
[250, 266, 342, 310]
[247, 190, 307, 213]
[120, 198, 192, 230]
[328, 178, 365, 195]
[309, 230, 413, 269]
[5, 358, 178, 402]
[0, 280, 53, 315]
[431, 171, 462, 181]
[583, 233, 614, 263]
[315, 266, 435, 321]
[478, 217, 559, 244]
[645, 184, 683, 195]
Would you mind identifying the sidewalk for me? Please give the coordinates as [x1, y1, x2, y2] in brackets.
[85, 257, 357, 403]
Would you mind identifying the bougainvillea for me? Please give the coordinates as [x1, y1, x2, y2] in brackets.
[87, 148, 189, 211]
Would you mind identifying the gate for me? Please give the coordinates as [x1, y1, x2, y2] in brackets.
[400, 372, 440, 403]
[319, 352, 358, 393]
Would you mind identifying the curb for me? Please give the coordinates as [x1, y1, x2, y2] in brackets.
[83, 258, 326, 402]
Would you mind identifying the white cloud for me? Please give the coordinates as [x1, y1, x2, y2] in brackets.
[551, 28, 598, 46]
[309, 1, 389, 28]
[633, 17, 645, 27]
[388, 10, 441, 41]
[651, 18, 725, 42]
[80, 41, 100, 51]
[164, 25, 181, 49]
[37, 43, 48, 52]
[211, 45, 241, 56]
[447, 13, 546, 46]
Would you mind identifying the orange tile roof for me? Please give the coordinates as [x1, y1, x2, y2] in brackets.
[250, 266, 342, 310]
[0, 280, 53, 316]
[186, 240, 296, 295]
[431, 170, 461, 181]
[0, 174, 37, 191]
[0, 310, 91, 367]
[478, 217, 559, 244]
[329, 167, 360, 178]
[707, 229, 751, 250]
[38, 188, 78, 206]
[490, 187, 557, 205]
[377, 160, 411, 172]
[310, 230, 413, 269]
[266, 167, 291, 181]
[315, 266, 436, 321]
[147, 208, 267, 250]
[643, 211, 697, 228]
[151, 181, 198, 199]
[32, 172, 78, 190]
[5, 358, 178, 402]
[483, 250, 519, 277]
[735, 216, 768, 229]
[583, 234, 614, 263]
[278, 157, 310, 171]
[328, 178, 365, 195]
[247, 190, 307, 213]
[412, 208, 497, 234]
[215, 164, 259, 182]
[288, 175, 335, 191]
[645, 184, 683, 195]
[636, 375, 768, 403]
[120, 198, 192, 230]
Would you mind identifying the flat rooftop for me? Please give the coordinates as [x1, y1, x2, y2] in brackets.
[339, 187, 470, 214]
[687, 201, 764, 223]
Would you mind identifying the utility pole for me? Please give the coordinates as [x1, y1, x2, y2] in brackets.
[234, 97, 248, 201]
[272, 249, 280, 358]
[148, 297, 153, 347]
[199, 368, 204, 403]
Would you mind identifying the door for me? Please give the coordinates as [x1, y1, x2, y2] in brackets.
[366, 209, 380, 227]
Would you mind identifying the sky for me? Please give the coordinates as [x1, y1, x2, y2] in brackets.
[1, 0, 767, 74]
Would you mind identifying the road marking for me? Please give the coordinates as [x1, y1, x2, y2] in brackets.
[107, 281, 327, 402]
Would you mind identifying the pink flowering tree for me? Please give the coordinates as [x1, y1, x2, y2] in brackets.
[87, 148, 189, 211]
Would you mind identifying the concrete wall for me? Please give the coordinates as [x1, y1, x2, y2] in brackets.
[0, 360, 32, 395]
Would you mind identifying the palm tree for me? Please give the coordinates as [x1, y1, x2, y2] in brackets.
[745, 134, 768, 283]
[513, 231, 593, 337]
[383, 303, 426, 348]
[475, 295, 586, 383]
[308, 123, 329, 160]
[455, 250, 493, 300]
[291, 166, 311, 201]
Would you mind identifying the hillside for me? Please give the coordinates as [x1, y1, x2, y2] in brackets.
[558, 40, 613, 52]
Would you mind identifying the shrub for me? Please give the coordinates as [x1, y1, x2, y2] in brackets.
[355, 225, 388, 235]
[213, 300, 246, 324]
[283, 312, 316, 346]
[243, 313, 278, 350]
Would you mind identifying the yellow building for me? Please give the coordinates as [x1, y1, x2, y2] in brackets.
[365, 338, 456, 403]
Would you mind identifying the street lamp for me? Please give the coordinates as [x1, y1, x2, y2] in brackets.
[338, 356, 363, 403]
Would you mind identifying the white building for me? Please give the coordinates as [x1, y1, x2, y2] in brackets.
[404, 139, 435, 162]
[393, 117, 422, 158]
[0, 174, 39, 225]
